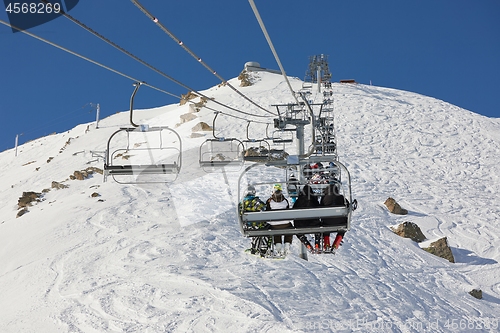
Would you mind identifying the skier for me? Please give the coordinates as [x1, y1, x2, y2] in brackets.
[266, 184, 293, 255]
[292, 184, 320, 250]
[320, 181, 347, 250]
[240, 185, 266, 228]
[241, 185, 269, 256]
[287, 174, 299, 205]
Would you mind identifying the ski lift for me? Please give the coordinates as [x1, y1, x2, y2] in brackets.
[237, 156, 357, 259]
[271, 129, 294, 144]
[242, 121, 271, 162]
[103, 82, 182, 184]
[199, 112, 245, 172]
[262, 123, 289, 162]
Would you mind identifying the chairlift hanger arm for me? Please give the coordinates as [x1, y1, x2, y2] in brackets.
[129, 82, 143, 127]
[212, 111, 223, 140]
[246, 121, 251, 141]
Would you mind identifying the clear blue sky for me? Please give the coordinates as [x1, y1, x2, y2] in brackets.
[1, 0, 499, 152]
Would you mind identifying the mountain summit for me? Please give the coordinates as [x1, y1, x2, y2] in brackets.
[1, 72, 499, 332]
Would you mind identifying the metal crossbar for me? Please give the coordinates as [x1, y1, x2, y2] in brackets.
[242, 207, 348, 222]
[244, 224, 348, 237]
[105, 163, 179, 175]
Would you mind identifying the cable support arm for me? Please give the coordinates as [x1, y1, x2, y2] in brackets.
[130, 0, 277, 117]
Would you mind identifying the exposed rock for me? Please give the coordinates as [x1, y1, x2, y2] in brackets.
[180, 113, 197, 124]
[384, 197, 408, 215]
[16, 208, 28, 218]
[70, 167, 103, 180]
[243, 147, 270, 163]
[192, 97, 208, 111]
[114, 153, 131, 160]
[47, 157, 54, 163]
[74, 170, 86, 180]
[190, 133, 206, 138]
[423, 237, 455, 263]
[18, 191, 42, 208]
[469, 289, 482, 299]
[238, 70, 253, 87]
[91, 192, 100, 198]
[86, 167, 103, 175]
[192, 122, 212, 132]
[179, 91, 199, 106]
[390, 222, 426, 242]
[52, 181, 69, 190]
[208, 153, 223, 161]
[42, 188, 51, 193]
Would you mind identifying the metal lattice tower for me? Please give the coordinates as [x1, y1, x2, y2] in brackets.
[302, 55, 337, 157]
[304, 54, 332, 84]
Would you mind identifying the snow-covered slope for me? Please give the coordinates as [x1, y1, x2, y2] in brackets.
[1, 72, 499, 332]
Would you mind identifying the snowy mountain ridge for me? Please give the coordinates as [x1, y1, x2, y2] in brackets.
[1, 72, 500, 332]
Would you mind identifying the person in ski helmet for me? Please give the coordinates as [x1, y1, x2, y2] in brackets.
[241, 185, 266, 216]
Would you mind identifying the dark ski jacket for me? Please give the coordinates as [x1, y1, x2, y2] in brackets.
[293, 185, 320, 228]
[320, 183, 346, 226]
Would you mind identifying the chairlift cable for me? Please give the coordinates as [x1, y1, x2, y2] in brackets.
[130, 0, 278, 117]
[37, 1, 272, 120]
[0, 19, 178, 99]
[247, 0, 300, 106]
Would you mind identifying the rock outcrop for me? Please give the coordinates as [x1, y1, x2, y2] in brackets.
[423, 237, 455, 263]
[390, 222, 426, 243]
[384, 197, 408, 215]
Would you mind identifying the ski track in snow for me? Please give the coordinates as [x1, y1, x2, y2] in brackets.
[1, 73, 500, 332]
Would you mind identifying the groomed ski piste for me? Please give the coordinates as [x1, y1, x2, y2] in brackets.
[1, 72, 499, 332]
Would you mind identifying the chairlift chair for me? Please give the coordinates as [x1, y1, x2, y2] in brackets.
[199, 112, 245, 172]
[103, 82, 183, 184]
[237, 156, 357, 259]
[104, 125, 182, 184]
[242, 121, 271, 162]
[271, 129, 294, 144]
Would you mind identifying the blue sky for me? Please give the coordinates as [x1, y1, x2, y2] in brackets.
[1, 0, 499, 152]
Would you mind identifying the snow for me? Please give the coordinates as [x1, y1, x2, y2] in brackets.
[1, 72, 500, 332]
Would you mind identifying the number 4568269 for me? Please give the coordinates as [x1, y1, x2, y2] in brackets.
[5, 2, 61, 14]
